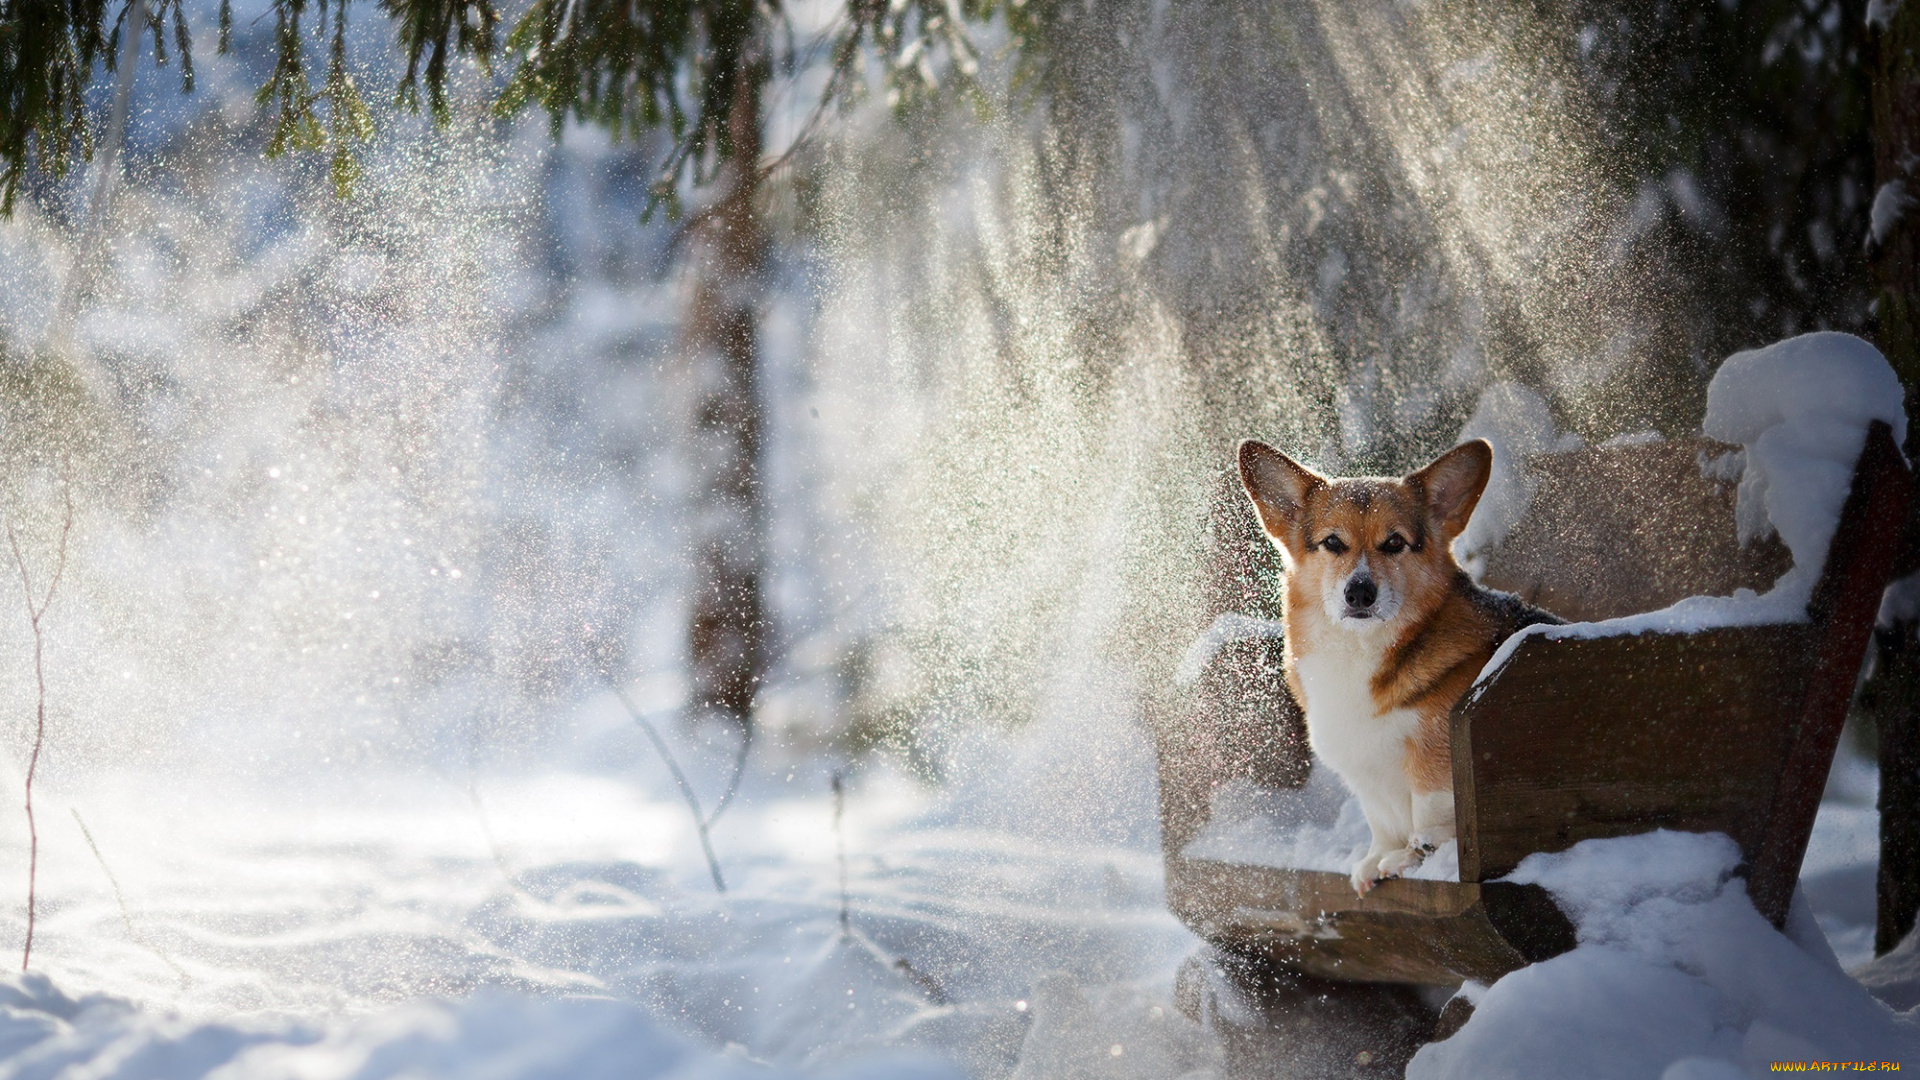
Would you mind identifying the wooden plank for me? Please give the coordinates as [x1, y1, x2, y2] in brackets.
[1156, 637, 1308, 856]
[1895, 482, 1920, 580]
[1456, 422, 1913, 922]
[1170, 861, 1482, 923]
[1166, 859, 1573, 985]
[1478, 439, 1793, 623]
[1748, 420, 1914, 923]
[1453, 624, 1809, 883]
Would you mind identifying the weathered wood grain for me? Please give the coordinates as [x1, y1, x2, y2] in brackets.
[1453, 624, 1808, 883]
[1167, 860, 1573, 985]
[1155, 473, 1307, 857]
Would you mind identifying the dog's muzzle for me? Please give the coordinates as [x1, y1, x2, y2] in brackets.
[1343, 574, 1378, 619]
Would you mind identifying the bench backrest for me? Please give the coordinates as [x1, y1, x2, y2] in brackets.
[1476, 439, 1791, 622]
[1455, 421, 1913, 925]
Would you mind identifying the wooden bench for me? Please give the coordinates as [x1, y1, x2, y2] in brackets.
[1156, 421, 1915, 987]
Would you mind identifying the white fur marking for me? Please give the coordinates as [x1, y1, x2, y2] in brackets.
[1293, 627, 1427, 890]
[1325, 553, 1403, 629]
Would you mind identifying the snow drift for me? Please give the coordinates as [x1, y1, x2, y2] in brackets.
[1413, 831, 1920, 1078]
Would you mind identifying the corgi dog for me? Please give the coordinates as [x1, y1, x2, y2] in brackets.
[1236, 438, 1562, 895]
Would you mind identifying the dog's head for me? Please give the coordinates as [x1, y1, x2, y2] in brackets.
[1236, 439, 1492, 631]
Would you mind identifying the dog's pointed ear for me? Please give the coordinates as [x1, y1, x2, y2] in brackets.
[1409, 439, 1493, 540]
[1238, 440, 1323, 544]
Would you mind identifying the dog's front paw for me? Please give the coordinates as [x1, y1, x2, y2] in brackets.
[1376, 845, 1425, 879]
[1350, 854, 1386, 896]
[1408, 827, 1453, 855]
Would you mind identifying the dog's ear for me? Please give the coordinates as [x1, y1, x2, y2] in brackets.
[1408, 439, 1493, 540]
[1238, 440, 1323, 544]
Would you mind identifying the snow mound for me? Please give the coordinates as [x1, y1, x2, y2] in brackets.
[1173, 612, 1284, 687]
[1873, 180, 1916, 250]
[1884, 570, 1920, 626]
[1476, 332, 1906, 684]
[1411, 831, 1920, 1079]
[1704, 331, 1906, 581]
[1856, 926, 1920, 1013]
[1501, 830, 1743, 945]
[0, 974, 962, 1080]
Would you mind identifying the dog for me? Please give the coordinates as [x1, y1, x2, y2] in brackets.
[1236, 438, 1562, 895]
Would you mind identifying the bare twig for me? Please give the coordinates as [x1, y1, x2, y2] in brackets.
[825, 777, 947, 1003]
[464, 775, 518, 887]
[426, 762, 537, 903]
[9, 477, 72, 972]
[609, 683, 728, 892]
[881, 936, 947, 1004]
[70, 808, 190, 987]
[414, 690, 529, 899]
[458, 708, 520, 890]
[649, 202, 724, 279]
[648, 11, 855, 278]
[706, 720, 753, 827]
[832, 770, 850, 938]
[751, 10, 863, 188]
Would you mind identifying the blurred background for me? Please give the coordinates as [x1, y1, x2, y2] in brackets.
[0, 0, 1895, 781]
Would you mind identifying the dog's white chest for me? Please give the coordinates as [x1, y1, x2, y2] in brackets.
[1293, 639, 1419, 789]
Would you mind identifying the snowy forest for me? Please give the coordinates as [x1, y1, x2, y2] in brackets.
[0, 0, 1915, 1076]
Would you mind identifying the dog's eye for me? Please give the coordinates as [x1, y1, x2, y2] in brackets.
[1318, 535, 1348, 555]
[1379, 534, 1406, 554]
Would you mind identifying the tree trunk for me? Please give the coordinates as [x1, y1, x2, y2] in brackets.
[679, 69, 770, 726]
[1868, 5, 1920, 956]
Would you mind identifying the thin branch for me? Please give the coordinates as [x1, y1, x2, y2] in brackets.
[832, 770, 849, 939]
[70, 808, 190, 987]
[857, 926, 946, 1004]
[609, 683, 726, 892]
[752, 11, 858, 187]
[426, 759, 537, 903]
[39, 483, 72, 622]
[650, 201, 726, 280]
[458, 708, 520, 890]
[10, 476, 73, 971]
[646, 10, 853, 270]
[464, 775, 518, 888]
[825, 777, 946, 1003]
[7, 530, 32, 615]
[705, 721, 752, 828]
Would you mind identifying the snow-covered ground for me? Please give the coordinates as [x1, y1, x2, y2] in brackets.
[0, 688, 1229, 1080]
[0, 700, 1904, 1079]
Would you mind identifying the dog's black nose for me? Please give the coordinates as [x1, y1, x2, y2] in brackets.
[1345, 576, 1377, 609]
